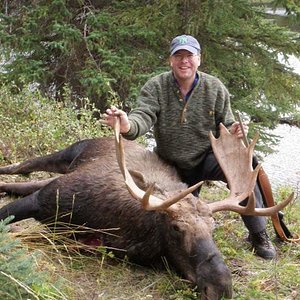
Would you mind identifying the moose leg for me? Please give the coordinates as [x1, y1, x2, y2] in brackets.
[0, 155, 70, 175]
[0, 191, 39, 223]
[0, 177, 58, 196]
[0, 139, 93, 175]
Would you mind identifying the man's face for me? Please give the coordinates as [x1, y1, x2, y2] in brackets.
[169, 49, 201, 82]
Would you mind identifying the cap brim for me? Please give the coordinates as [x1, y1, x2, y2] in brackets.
[170, 45, 199, 56]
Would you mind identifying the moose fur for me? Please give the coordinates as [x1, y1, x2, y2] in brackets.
[0, 137, 235, 299]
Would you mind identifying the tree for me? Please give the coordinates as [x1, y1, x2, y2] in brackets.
[0, 0, 300, 137]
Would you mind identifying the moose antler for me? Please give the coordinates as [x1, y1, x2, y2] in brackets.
[208, 124, 293, 216]
[113, 117, 203, 211]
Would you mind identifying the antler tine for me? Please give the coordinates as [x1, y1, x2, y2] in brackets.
[113, 117, 161, 204]
[142, 181, 204, 211]
[208, 123, 293, 216]
[113, 117, 203, 211]
[113, 117, 124, 177]
[209, 190, 294, 216]
[248, 192, 294, 216]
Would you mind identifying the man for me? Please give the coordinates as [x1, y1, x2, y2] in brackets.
[102, 34, 276, 259]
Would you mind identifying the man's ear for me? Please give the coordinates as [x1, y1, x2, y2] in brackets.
[169, 56, 173, 67]
[198, 54, 201, 67]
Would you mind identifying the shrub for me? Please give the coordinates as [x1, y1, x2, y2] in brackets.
[0, 84, 111, 163]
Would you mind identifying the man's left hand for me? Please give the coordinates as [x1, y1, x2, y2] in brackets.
[230, 121, 249, 140]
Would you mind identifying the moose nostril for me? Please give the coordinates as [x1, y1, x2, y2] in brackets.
[225, 285, 233, 298]
[200, 286, 208, 300]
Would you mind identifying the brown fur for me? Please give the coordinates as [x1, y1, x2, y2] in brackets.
[0, 137, 232, 299]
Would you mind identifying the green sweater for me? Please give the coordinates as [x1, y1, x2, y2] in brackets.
[123, 71, 235, 169]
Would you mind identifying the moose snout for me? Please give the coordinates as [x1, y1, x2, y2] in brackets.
[192, 240, 233, 299]
[196, 254, 233, 300]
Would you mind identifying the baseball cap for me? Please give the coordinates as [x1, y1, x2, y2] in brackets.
[170, 35, 201, 56]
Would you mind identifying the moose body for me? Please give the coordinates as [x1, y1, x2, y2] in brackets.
[0, 136, 233, 300]
[0, 124, 292, 300]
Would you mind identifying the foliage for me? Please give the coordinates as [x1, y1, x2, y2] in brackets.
[0, 216, 66, 299]
[0, 3, 300, 295]
[0, 84, 110, 163]
[0, 0, 299, 131]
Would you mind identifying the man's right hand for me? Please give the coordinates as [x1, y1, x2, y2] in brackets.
[101, 106, 131, 134]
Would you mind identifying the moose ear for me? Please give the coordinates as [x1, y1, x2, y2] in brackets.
[128, 169, 146, 189]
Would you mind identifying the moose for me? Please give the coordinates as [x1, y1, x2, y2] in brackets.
[0, 119, 293, 300]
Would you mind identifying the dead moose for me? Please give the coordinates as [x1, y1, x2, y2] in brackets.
[0, 120, 293, 300]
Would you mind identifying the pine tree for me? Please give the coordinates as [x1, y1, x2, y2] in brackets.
[0, 0, 299, 134]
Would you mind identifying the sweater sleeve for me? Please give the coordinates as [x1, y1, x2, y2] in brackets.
[122, 78, 161, 140]
[214, 80, 235, 128]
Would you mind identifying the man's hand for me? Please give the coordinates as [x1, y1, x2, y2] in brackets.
[100, 106, 131, 134]
[230, 121, 249, 140]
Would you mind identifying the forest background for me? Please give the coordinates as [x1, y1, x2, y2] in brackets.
[1, 0, 300, 149]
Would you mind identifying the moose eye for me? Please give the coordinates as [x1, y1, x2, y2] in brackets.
[170, 223, 183, 239]
[172, 224, 180, 232]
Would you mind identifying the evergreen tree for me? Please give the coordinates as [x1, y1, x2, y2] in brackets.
[0, 0, 299, 133]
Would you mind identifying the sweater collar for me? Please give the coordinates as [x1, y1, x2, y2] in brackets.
[172, 72, 199, 101]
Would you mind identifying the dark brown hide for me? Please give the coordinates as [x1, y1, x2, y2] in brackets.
[0, 138, 232, 299]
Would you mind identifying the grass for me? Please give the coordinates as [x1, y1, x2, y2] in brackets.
[209, 184, 300, 300]
[0, 84, 300, 299]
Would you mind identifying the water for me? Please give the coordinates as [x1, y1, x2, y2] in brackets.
[279, 54, 300, 75]
[265, 7, 300, 32]
[146, 48, 300, 189]
[262, 124, 300, 190]
[262, 7, 300, 190]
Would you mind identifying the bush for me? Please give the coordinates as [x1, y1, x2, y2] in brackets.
[0, 84, 111, 163]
